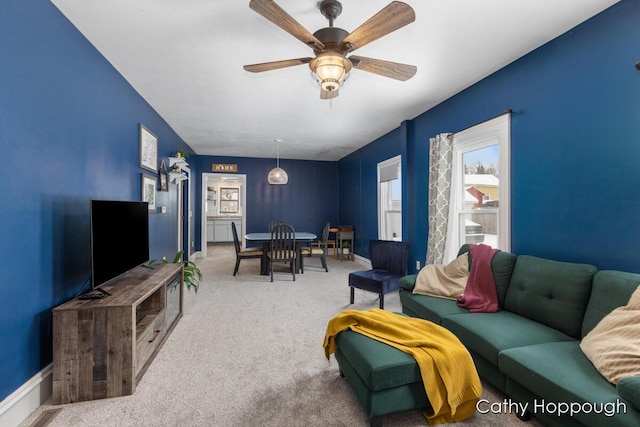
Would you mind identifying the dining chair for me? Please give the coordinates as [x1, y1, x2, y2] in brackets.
[300, 222, 330, 272]
[268, 220, 283, 232]
[231, 222, 263, 276]
[267, 223, 297, 281]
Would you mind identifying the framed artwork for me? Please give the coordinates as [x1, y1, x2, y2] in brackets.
[141, 173, 157, 212]
[139, 124, 158, 173]
[159, 171, 169, 192]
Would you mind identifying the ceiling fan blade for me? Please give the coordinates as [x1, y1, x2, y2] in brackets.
[340, 2, 415, 52]
[249, 0, 325, 51]
[349, 55, 416, 81]
[320, 88, 339, 100]
[244, 57, 312, 73]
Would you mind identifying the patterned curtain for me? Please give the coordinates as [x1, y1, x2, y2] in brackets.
[426, 133, 453, 265]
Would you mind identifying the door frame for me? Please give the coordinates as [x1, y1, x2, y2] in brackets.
[200, 173, 247, 258]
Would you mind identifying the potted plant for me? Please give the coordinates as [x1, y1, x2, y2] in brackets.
[342, 241, 351, 255]
[150, 251, 202, 293]
[175, 150, 189, 160]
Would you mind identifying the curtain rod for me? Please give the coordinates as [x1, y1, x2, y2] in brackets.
[454, 108, 513, 135]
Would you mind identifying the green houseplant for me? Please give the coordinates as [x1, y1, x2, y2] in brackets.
[150, 251, 202, 293]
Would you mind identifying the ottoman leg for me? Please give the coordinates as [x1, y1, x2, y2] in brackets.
[350, 286, 355, 304]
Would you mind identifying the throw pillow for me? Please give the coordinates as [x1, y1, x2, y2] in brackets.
[580, 284, 640, 384]
[413, 253, 469, 300]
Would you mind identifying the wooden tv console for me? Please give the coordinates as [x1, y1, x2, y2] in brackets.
[52, 263, 183, 404]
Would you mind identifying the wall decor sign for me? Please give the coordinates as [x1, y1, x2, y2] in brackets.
[158, 159, 169, 192]
[141, 173, 157, 212]
[159, 171, 169, 192]
[139, 124, 158, 173]
[212, 164, 238, 172]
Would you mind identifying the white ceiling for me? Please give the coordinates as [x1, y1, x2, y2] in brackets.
[51, 0, 619, 161]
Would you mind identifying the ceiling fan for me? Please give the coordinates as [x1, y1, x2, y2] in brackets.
[244, 0, 417, 99]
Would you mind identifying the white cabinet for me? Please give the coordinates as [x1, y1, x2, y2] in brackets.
[207, 220, 214, 242]
[212, 219, 242, 242]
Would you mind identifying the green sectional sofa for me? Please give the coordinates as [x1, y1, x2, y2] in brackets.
[399, 246, 640, 427]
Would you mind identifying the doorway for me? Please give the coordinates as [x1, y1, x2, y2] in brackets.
[200, 173, 247, 258]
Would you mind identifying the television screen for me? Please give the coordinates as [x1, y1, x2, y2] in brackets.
[91, 200, 150, 289]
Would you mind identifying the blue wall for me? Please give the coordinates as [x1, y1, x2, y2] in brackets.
[0, 1, 192, 401]
[191, 156, 339, 243]
[339, 0, 640, 273]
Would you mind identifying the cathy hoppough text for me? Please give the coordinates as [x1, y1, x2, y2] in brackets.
[477, 398, 628, 418]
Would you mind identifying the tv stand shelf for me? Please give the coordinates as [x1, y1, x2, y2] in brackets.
[52, 263, 183, 404]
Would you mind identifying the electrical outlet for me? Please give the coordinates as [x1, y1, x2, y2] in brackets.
[416, 260, 421, 270]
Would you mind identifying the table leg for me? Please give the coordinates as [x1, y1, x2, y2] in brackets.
[260, 242, 269, 275]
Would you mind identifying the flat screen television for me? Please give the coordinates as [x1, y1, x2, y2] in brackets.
[90, 199, 150, 291]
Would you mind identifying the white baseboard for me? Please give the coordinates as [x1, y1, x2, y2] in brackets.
[0, 364, 52, 427]
[353, 253, 371, 267]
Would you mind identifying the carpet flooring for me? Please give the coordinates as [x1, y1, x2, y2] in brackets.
[21, 245, 542, 427]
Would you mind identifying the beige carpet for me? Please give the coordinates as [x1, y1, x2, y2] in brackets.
[21, 245, 542, 427]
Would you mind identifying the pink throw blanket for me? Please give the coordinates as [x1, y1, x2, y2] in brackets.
[457, 244, 500, 313]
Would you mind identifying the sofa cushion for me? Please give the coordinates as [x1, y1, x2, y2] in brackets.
[500, 341, 640, 427]
[618, 377, 640, 411]
[504, 255, 596, 338]
[441, 311, 574, 366]
[582, 270, 640, 337]
[335, 330, 421, 391]
[485, 250, 518, 308]
[400, 291, 469, 324]
[399, 274, 418, 291]
[580, 284, 640, 384]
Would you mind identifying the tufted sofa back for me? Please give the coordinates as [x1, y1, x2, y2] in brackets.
[581, 270, 640, 338]
[504, 255, 597, 339]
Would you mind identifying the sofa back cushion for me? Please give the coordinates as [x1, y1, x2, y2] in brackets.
[459, 244, 517, 308]
[504, 255, 597, 338]
[582, 270, 640, 337]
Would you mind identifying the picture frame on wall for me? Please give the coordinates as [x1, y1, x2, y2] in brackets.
[139, 124, 158, 173]
[141, 173, 157, 212]
[159, 170, 169, 192]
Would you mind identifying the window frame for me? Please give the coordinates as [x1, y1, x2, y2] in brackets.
[446, 115, 510, 261]
[377, 155, 402, 241]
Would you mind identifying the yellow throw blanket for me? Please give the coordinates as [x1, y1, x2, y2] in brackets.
[323, 309, 481, 425]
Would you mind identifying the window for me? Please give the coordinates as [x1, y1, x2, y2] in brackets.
[446, 115, 510, 261]
[378, 156, 402, 241]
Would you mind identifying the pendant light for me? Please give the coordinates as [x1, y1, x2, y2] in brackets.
[268, 139, 288, 185]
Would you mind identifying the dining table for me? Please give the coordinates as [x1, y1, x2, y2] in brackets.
[245, 231, 317, 275]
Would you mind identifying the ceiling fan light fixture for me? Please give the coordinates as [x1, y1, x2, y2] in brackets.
[310, 52, 352, 93]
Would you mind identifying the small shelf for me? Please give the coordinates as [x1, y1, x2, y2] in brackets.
[169, 157, 190, 183]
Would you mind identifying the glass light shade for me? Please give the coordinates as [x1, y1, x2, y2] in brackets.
[268, 167, 288, 185]
[310, 52, 352, 92]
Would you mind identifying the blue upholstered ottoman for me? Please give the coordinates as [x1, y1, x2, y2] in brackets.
[335, 329, 430, 426]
